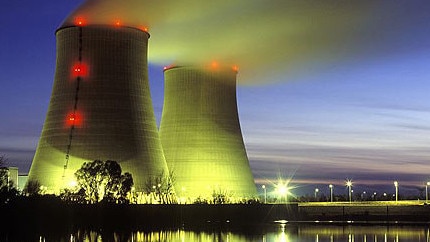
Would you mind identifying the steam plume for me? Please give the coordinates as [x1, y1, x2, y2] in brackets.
[62, 0, 425, 84]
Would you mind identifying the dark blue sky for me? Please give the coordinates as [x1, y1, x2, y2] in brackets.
[1, 1, 430, 196]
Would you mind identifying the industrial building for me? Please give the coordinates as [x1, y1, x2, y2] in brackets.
[159, 66, 257, 201]
[27, 25, 168, 193]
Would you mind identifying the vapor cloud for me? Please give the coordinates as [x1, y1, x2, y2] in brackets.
[60, 0, 429, 84]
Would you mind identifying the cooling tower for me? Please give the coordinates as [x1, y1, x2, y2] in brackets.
[28, 25, 168, 193]
[159, 66, 257, 201]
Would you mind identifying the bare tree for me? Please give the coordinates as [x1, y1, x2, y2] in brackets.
[0, 155, 14, 189]
[144, 170, 176, 204]
[23, 180, 42, 196]
[0, 154, 19, 204]
[211, 188, 232, 204]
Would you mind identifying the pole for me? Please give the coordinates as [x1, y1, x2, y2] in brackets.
[329, 184, 333, 202]
[426, 183, 428, 203]
[394, 181, 398, 202]
[349, 186, 351, 202]
[262, 185, 266, 203]
[264, 187, 267, 203]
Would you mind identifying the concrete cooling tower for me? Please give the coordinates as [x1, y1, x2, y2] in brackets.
[28, 25, 168, 193]
[159, 66, 257, 201]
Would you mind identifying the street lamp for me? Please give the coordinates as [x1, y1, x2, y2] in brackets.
[278, 185, 288, 203]
[426, 182, 430, 203]
[394, 181, 398, 202]
[314, 188, 319, 200]
[262, 185, 267, 203]
[329, 184, 333, 202]
[346, 180, 353, 202]
[275, 179, 290, 203]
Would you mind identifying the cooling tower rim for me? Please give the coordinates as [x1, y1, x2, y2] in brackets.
[163, 65, 239, 74]
[55, 24, 150, 38]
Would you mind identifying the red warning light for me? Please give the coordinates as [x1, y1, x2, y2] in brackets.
[163, 64, 176, 71]
[115, 20, 121, 26]
[66, 112, 82, 126]
[163, 64, 178, 71]
[75, 17, 86, 26]
[139, 26, 149, 32]
[72, 63, 88, 77]
[211, 61, 219, 69]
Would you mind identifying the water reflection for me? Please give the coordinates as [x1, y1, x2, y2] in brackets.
[30, 224, 430, 242]
[297, 225, 429, 242]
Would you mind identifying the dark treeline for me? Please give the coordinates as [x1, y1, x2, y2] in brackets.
[3, 195, 430, 241]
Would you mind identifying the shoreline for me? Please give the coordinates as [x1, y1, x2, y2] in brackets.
[3, 197, 430, 231]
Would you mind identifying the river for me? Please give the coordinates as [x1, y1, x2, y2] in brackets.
[13, 223, 430, 242]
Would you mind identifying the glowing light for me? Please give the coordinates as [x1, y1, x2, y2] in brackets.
[211, 61, 219, 69]
[69, 180, 77, 187]
[72, 63, 88, 77]
[232, 65, 239, 72]
[275, 179, 292, 203]
[163, 65, 176, 71]
[346, 179, 353, 202]
[394, 180, 399, 202]
[329, 184, 334, 202]
[278, 185, 288, 195]
[274, 220, 288, 224]
[345, 179, 353, 188]
[114, 20, 121, 26]
[139, 26, 149, 32]
[66, 112, 82, 126]
[74, 17, 86, 26]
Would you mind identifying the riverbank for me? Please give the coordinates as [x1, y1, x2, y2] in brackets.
[2, 197, 430, 233]
[298, 201, 430, 223]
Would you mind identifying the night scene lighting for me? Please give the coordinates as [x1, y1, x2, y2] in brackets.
[2, 0, 430, 203]
[3, 3, 430, 240]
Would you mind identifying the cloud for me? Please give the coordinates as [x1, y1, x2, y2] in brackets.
[248, 143, 430, 183]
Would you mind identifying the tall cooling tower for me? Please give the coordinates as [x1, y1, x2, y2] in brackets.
[28, 25, 168, 193]
[159, 66, 257, 201]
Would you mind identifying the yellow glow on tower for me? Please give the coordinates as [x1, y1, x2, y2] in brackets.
[160, 66, 257, 201]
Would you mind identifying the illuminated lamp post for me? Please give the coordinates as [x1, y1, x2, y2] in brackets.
[362, 191, 366, 201]
[314, 188, 319, 201]
[346, 180, 353, 202]
[394, 181, 398, 202]
[426, 181, 430, 203]
[277, 184, 288, 203]
[329, 184, 334, 202]
[262, 185, 267, 203]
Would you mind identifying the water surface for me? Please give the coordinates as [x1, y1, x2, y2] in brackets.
[7, 223, 430, 242]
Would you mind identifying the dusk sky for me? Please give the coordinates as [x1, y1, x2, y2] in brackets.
[1, 1, 430, 196]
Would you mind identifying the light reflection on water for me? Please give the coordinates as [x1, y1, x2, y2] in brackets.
[35, 224, 430, 242]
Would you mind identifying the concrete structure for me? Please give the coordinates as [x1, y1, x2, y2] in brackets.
[0, 167, 18, 189]
[7, 167, 19, 188]
[28, 25, 168, 193]
[159, 66, 257, 201]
